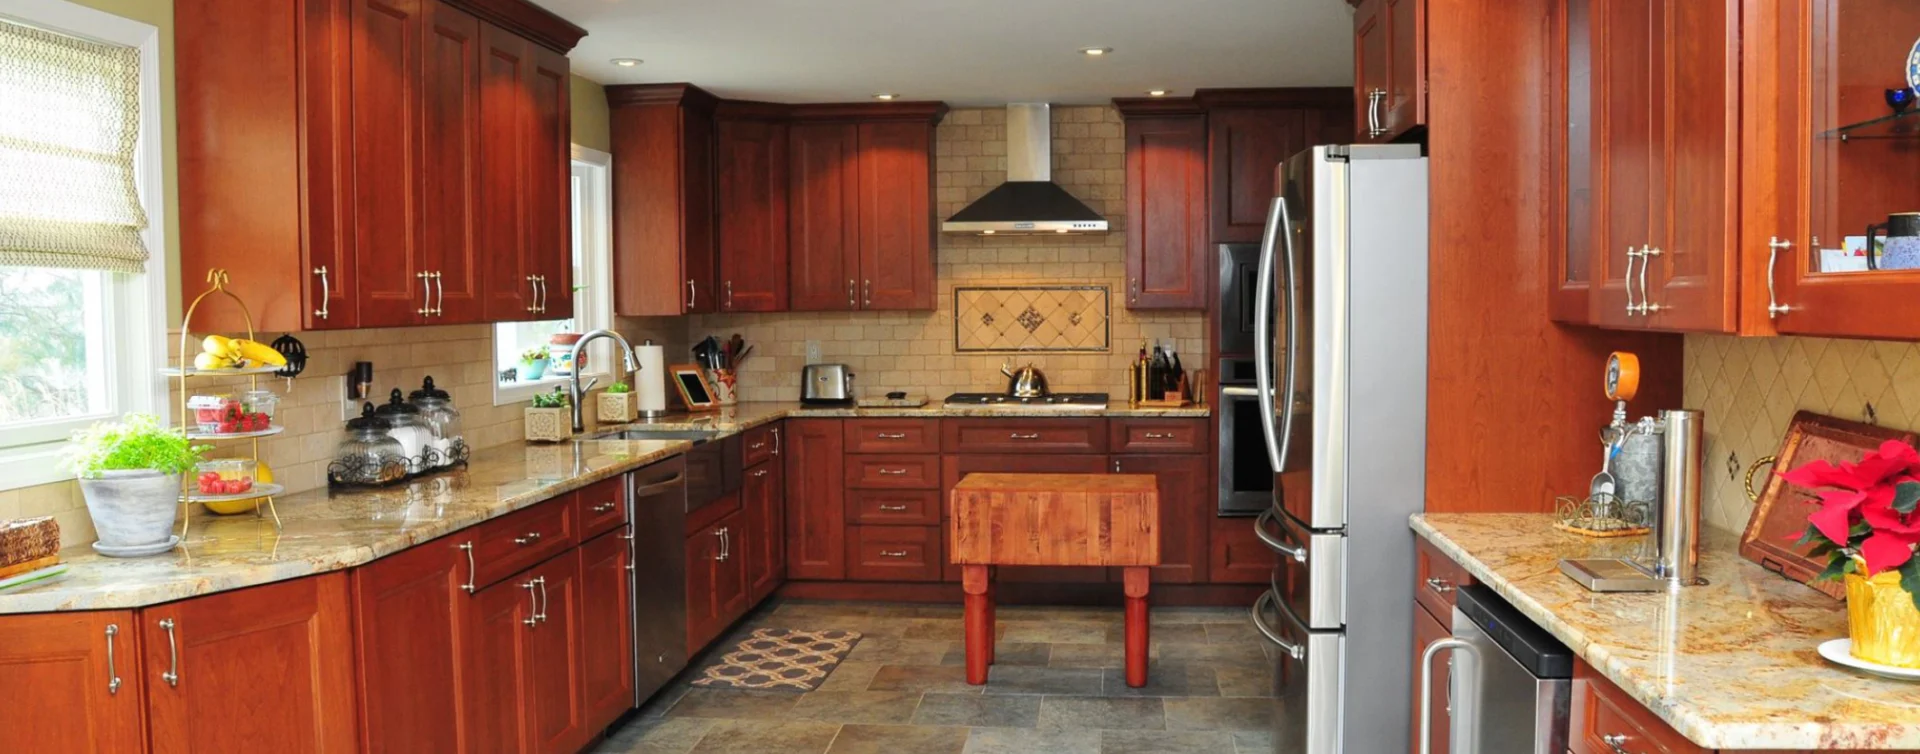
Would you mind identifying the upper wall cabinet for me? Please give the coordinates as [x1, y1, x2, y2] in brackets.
[608, 84, 720, 316]
[1116, 101, 1208, 310]
[176, 0, 584, 333]
[715, 103, 790, 313]
[785, 108, 944, 312]
[1199, 89, 1353, 244]
[1552, 0, 1738, 333]
[1747, 2, 1920, 341]
[1352, 0, 1425, 142]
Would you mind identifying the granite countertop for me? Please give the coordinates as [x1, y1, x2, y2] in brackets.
[0, 401, 1206, 615]
[1412, 513, 1920, 750]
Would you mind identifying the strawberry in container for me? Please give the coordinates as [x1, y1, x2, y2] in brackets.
[194, 459, 256, 496]
[187, 394, 238, 435]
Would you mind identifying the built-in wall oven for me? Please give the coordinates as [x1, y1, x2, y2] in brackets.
[1217, 357, 1273, 516]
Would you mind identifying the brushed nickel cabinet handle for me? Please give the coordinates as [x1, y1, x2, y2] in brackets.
[877, 468, 909, 476]
[686, 279, 696, 310]
[534, 274, 548, 314]
[514, 531, 542, 545]
[522, 579, 539, 627]
[875, 432, 907, 439]
[725, 280, 734, 310]
[1143, 432, 1174, 439]
[847, 279, 856, 308]
[863, 279, 872, 307]
[1637, 246, 1663, 315]
[878, 504, 909, 512]
[880, 549, 909, 558]
[750, 440, 766, 450]
[416, 271, 431, 316]
[535, 576, 549, 624]
[1622, 246, 1641, 316]
[105, 624, 122, 695]
[593, 501, 617, 513]
[1425, 576, 1455, 594]
[1767, 236, 1793, 318]
[753, 468, 770, 478]
[432, 271, 445, 316]
[159, 618, 179, 687]
[772, 427, 781, 456]
[1008, 433, 1041, 440]
[1601, 733, 1631, 754]
[312, 266, 330, 319]
[458, 541, 476, 593]
[526, 275, 538, 313]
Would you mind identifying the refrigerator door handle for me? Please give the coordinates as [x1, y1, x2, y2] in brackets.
[1275, 191, 1301, 475]
[1419, 638, 1479, 754]
[1250, 591, 1304, 659]
[1252, 508, 1307, 563]
[1252, 196, 1285, 471]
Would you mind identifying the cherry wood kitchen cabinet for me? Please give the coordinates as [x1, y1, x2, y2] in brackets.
[785, 418, 849, 580]
[856, 120, 937, 310]
[1112, 453, 1209, 585]
[1117, 106, 1209, 309]
[478, 24, 573, 321]
[142, 573, 359, 754]
[467, 553, 588, 754]
[609, 84, 720, 316]
[523, 41, 574, 322]
[686, 509, 750, 655]
[0, 610, 146, 753]
[785, 109, 944, 312]
[1352, 0, 1426, 142]
[418, 0, 484, 324]
[744, 451, 788, 602]
[1569, 660, 1708, 754]
[351, 536, 473, 752]
[1199, 89, 1354, 244]
[716, 108, 791, 312]
[788, 122, 863, 311]
[577, 530, 635, 738]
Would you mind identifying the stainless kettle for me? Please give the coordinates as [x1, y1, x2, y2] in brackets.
[999, 358, 1049, 398]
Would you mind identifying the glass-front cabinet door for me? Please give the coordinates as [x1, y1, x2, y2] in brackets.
[1752, 1, 1920, 339]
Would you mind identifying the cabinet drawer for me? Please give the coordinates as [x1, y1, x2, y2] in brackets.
[574, 476, 628, 540]
[470, 496, 576, 590]
[844, 454, 940, 490]
[1109, 418, 1207, 454]
[1414, 536, 1471, 627]
[846, 489, 941, 525]
[1570, 661, 1708, 754]
[844, 418, 941, 454]
[742, 423, 780, 468]
[942, 418, 1108, 454]
[846, 525, 942, 581]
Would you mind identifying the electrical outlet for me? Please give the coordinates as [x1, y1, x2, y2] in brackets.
[805, 340, 822, 365]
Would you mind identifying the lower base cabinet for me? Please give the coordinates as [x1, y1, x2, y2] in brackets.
[686, 507, 750, 655]
[143, 573, 360, 754]
[468, 551, 589, 754]
[578, 529, 635, 733]
[0, 610, 145, 753]
[352, 537, 473, 752]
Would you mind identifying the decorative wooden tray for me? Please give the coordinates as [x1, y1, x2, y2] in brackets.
[1739, 411, 1915, 601]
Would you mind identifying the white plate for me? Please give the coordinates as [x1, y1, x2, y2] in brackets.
[1818, 638, 1920, 681]
[183, 482, 285, 503]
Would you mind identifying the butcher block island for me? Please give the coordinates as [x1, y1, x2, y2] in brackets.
[1411, 513, 1920, 752]
[0, 402, 1223, 754]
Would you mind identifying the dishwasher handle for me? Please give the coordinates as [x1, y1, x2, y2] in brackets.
[1420, 638, 1478, 754]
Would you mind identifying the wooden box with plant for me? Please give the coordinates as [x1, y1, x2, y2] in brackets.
[524, 387, 572, 443]
[65, 414, 207, 557]
[597, 380, 637, 424]
[1781, 439, 1920, 670]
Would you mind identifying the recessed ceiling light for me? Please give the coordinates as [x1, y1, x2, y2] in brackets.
[1147, 89, 1169, 97]
[873, 93, 897, 101]
[611, 58, 642, 67]
[1080, 47, 1113, 57]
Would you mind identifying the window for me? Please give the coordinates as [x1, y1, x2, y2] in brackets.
[492, 145, 615, 405]
[0, 0, 167, 491]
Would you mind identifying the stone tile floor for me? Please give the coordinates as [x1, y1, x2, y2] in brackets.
[594, 600, 1278, 754]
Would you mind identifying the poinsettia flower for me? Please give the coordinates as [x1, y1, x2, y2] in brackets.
[1778, 440, 1920, 580]
[1782, 459, 1870, 491]
[1857, 530, 1919, 575]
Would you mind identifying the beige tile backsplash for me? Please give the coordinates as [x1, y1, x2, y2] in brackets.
[1688, 333, 1920, 534]
[692, 106, 1208, 402]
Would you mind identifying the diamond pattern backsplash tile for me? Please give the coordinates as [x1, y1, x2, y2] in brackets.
[1686, 333, 1920, 535]
[955, 286, 1110, 352]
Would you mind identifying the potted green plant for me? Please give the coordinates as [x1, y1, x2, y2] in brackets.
[520, 346, 552, 380]
[524, 387, 572, 443]
[597, 380, 637, 424]
[1781, 439, 1920, 669]
[64, 414, 206, 556]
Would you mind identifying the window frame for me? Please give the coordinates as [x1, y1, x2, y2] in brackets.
[0, 0, 168, 491]
[491, 144, 615, 406]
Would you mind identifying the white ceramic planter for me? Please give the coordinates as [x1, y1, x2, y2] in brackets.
[79, 470, 181, 555]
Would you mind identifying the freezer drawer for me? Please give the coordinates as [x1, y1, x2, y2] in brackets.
[1256, 507, 1345, 630]
[1252, 589, 1343, 754]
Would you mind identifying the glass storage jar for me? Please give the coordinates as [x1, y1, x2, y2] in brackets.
[407, 376, 464, 467]
[374, 388, 432, 474]
[331, 404, 407, 486]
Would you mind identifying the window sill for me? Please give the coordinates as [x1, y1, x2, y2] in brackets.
[492, 370, 612, 407]
[0, 442, 77, 493]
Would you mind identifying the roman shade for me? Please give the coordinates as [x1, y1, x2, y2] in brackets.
[0, 18, 148, 274]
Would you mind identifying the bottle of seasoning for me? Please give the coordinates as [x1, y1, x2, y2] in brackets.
[1148, 344, 1167, 400]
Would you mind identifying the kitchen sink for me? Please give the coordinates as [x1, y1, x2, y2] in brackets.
[589, 428, 721, 442]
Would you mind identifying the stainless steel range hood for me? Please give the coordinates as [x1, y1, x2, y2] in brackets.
[941, 103, 1110, 235]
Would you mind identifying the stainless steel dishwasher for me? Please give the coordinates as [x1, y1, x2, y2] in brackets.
[627, 455, 689, 707]
[1420, 585, 1573, 754]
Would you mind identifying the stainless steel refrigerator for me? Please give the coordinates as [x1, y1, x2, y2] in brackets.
[1235, 144, 1428, 754]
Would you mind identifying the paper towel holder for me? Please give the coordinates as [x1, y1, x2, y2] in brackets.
[636, 339, 668, 419]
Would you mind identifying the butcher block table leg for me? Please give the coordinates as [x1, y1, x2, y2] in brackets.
[963, 565, 994, 685]
[1123, 566, 1150, 688]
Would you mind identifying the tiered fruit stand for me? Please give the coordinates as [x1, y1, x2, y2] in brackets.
[163, 270, 286, 538]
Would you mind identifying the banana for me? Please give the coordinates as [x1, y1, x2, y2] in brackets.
[194, 352, 231, 370]
[231, 339, 288, 367]
[201, 335, 233, 357]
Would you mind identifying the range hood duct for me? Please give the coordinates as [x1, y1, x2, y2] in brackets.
[941, 103, 1110, 235]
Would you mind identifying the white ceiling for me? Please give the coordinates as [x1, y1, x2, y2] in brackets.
[536, 0, 1356, 106]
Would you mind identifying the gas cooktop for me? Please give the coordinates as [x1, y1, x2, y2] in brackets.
[941, 392, 1110, 410]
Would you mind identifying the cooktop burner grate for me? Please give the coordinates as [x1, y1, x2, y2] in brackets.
[941, 392, 1110, 409]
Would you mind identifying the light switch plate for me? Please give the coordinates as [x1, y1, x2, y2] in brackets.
[805, 340, 822, 365]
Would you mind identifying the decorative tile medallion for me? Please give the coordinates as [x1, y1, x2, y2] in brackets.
[689, 628, 864, 692]
[954, 286, 1110, 353]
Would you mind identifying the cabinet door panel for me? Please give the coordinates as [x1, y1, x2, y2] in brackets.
[352, 538, 469, 752]
[419, 1, 482, 323]
[467, 571, 536, 754]
[718, 118, 790, 312]
[745, 461, 787, 601]
[1125, 115, 1209, 309]
[1649, 0, 1736, 332]
[686, 525, 721, 655]
[144, 573, 358, 754]
[714, 510, 751, 624]
[682, 107, 719, 315]
[1353, 0, 1389, 141]
[1591, 0, 1659, 326]
[1113, 454, 1209, 584]
[1209, 517, 1277, 584]
[788, 123, 860, 311]
[1409, 603, 1451, 754]
[1553, 0, 1597, 323]
[0, 610, 145, 754]
[1383, 0, 1426, 137]
[528, 44, 574, 320]
[580, 531, 635, 733]
[785, 418, 847, 580]
[480, 25, 532, 321]
[529, 555, 586, 754]
[857, 121, 936, 310]
[1210, 108, 1306, 243]
[351, 0, 424, 327]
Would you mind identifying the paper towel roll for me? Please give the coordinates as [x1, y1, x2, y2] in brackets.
[635, 343, 668, 415]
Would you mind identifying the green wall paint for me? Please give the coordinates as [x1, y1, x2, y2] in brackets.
[53, 0, 608, 323]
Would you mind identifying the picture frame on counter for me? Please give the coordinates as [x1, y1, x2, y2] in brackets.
[669, 363, 719, 412]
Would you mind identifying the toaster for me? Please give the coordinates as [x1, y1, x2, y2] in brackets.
[801, 364, 855, 406]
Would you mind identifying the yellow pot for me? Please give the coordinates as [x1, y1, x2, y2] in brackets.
[1845, 568, 1920, 669]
